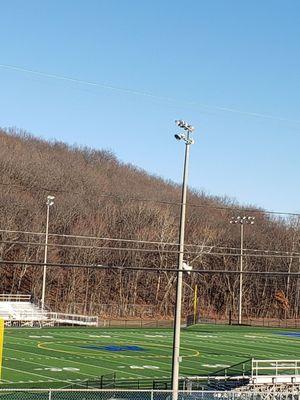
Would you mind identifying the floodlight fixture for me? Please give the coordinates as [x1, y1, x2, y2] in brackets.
[230, 215, 255, 225]
[46, 195, 55, 207]
[175, 120, 195, 133]
[174, 134, 183, 141]
[182, 261, 193, 275]
[174, 120, 196, 146]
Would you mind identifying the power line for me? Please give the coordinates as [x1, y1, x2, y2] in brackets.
[1, 63, 300, 126]
[0, 180, 299, 217]
[1, 228, 300, 257]
[0, 258, 299, 276]
[2, 238, 300, 259]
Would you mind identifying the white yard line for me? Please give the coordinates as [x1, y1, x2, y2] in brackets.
[5, 355, 99, 380]
[3, 366, 69, 384]
[4, 346, 148, 379]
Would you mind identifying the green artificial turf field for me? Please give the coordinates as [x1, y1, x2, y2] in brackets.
[1, 324, 299, 388]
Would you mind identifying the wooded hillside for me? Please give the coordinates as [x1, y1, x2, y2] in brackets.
[0, 128, 299, 319]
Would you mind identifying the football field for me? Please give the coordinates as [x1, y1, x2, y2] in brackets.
[1, 324, 299, 388]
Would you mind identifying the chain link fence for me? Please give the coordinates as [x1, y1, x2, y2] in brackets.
[0, 389, 299, 400]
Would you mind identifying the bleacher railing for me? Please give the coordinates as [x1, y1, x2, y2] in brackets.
[209, 358, 252, 380]
[252, 359, 300, 383]
[0, 294, 31, 302]
[47, 312, 98, 326]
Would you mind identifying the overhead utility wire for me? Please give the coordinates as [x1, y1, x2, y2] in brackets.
[1, 63, 300, 125]
[0, 228, 299, 257]
[0, 259, 299, 276]
[0, 181, 299, 217]
[2, 238, 300, 259]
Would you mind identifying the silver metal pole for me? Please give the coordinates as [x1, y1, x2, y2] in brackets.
[238, 223, 244, 325]
[171, 132, 191, 400]
[41, 203, 50, 310]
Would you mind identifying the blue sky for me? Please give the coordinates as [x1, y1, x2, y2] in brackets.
[1, 1, 300, 213]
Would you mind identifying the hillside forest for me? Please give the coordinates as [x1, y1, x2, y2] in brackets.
[0, 128, 299, 320]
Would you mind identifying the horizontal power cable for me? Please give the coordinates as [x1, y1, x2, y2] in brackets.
[0, 181, 299, 218]
[1, 238, 300, 259]
[1, 63, 300, 126]
[0, 182, 300, 217]
[0, 259, 299, 276]
[0, 229, 300, 257]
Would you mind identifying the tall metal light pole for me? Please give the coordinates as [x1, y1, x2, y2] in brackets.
[172, 120, 195, 400]
[41, 195, 55, 310]
[230, 216, 255, 325]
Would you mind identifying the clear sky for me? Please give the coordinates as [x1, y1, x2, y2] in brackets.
[1, 0, 300, 213]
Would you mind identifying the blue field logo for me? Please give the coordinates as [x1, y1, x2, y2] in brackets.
[276, 332, 300, 338]
[81, 345, 146, 352]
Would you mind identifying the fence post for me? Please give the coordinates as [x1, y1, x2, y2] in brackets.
[150, 389, 154, 400]
[48, 390, 52, 400]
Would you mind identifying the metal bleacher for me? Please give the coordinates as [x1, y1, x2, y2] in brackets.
[207, 358, 300, 395]
[0, 294, 98, 327]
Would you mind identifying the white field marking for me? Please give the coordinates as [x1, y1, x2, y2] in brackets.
[6, 356, 93, 378]
[46, 331, 171, 353]
[4, 346, 149, 379]
[8, 330, 199, 373]
[89, 335, 111, 338]
[196, 335, 216, 338]
[38, 331, 109, 342]
[180, 333, 291, 357]
[244, 335, 270, 339]
[29, 335, 54, 339]
[6, 335, 196, 373]
[74, 343, 179, 374]
[34, 367, 80, 372]
[95, 348, 200, 373]
[5, 351, 117, 379]
[201, 364, 230, 368]
[215, 336, 300, 356]
[63, 367, 81, 371]
[129, 365, 160, 370]
[144, 335, 166, 338]
[74, 336, 203, 372]
[2, 366, 67, 383]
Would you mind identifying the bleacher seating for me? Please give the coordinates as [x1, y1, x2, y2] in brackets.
[0, 294, 98, 327]
[8, 301, 46, 321]
[0, 295, 48, 326]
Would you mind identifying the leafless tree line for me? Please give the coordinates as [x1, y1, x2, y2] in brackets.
[0, 128, 300, 319]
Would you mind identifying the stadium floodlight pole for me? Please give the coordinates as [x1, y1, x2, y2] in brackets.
[230, 216, 255, 324]
[41, 195, 55, 310]
[172, 120, 195, 400]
